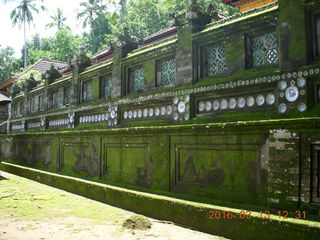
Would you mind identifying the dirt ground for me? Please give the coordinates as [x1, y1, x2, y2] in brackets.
[0, 171, 229, 240]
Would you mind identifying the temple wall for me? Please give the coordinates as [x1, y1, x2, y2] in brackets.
[1, 0, 320, 215]
[1, 119, 320, 213]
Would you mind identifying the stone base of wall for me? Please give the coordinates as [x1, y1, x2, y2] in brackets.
[1, 162, 320, 240]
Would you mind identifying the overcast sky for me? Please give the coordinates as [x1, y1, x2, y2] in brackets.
[0, 0, 115, 58]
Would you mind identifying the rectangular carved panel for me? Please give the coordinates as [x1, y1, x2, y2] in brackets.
[102, 142, 152, 188]
[170, 134, 266, 204]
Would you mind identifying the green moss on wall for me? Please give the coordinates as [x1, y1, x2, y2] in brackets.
[92, 76, 100, 99]
[143, 60, 156, 89]
[279, 0, 307, 63]
[178, 24, 193, 53]
[225, 37, 244, 63]
[121, 120, 170, 128]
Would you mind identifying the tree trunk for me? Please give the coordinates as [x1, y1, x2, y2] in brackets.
[23, 16, 27, 68]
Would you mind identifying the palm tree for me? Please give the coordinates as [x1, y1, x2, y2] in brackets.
[77, 0, 106, 30]
[119, 0, 127, 24]
[46, 8, 70, 30]
[9, 0, 46, 68]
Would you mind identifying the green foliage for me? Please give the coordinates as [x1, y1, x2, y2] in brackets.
[52, 29, 81, 62]
[0, 46, 20, 83]
[44, 65, 62, 84]
[83, 13, 113, 53]
[106, 0, 238, 41]
[9, 0, 47, 67]
[46, 8, 70, 31]
[77, 0, 107, 29]
[16, 69, 43, 88]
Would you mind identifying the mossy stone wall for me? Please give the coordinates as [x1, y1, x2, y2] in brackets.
[278, 0, 308, 70]
[1, 119, 320, 214]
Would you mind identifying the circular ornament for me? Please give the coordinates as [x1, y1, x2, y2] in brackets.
[155, 108, 160, 116]
[256, 95, 265, 106]
[167, 105, 173, 115]
[128, 111, 133, 119]
[246, 96, 255, 107]
[149, 108, 154, 117]
[279, 81, 287, 90]
[178, 101, 186, 113]
[266, 94, 275, 105]
[138, 109, 143, 118]
[297, 77, 306, 88]
[237, 97, 246, 108]
[184, 113, 190, 120]
[161, 106, 166, 115]
[220, 99, 228, 110]
[198, 101, 205, 112]
[133, 110, 137, 118]
[185, 95, 190, 102]
[205, 101, 212, 111]
[285, 86, 299, 102]
[212, 100, 219, 111]
[143, 108, 148, 118]
[110, 110, 116, 119]
[173, 113, 179, 120]
[173, 97, 179, 105]
[279, 103, 287, 113]
[298, 102, 307, 112]
[228, 98, 236, 109]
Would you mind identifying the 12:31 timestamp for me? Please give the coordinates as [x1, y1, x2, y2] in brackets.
[208, 210, 307, 220]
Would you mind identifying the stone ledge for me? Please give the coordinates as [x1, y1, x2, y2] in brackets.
[1, 162, 320, 240]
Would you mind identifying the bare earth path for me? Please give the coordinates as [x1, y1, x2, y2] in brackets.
[0, 171, 229, 240]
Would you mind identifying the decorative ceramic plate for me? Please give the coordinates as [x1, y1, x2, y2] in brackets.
[298, 102, 307, 112]
[155, 107, 160, 116]
[143, 108, 148, 118]
[205, 101, 212, 111]
[237, 97, 245, 108]
[178, 101, 186, 113]
[149, 108, 154, 117]
[161, 106, 166, 115]
[266, 94, 275, 105]
[228, 98, 236, 109]
[279, 103, 287, 113]
[285, 86, 299, 102]
[246, 96, 255, 107]
[279, 81, 287, 90]
[198, 101, 205, 112]
[110, 110, 116, 119]
[256, 95, 265, 106]
[220, 99, 228, 110]
[297, 77, 306, 88]
[212, 100, 219, 111]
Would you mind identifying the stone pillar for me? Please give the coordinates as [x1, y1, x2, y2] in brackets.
[111, 30, 138, 97]
[278, 0, 307, 71]
[175, 0, 211, 86]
